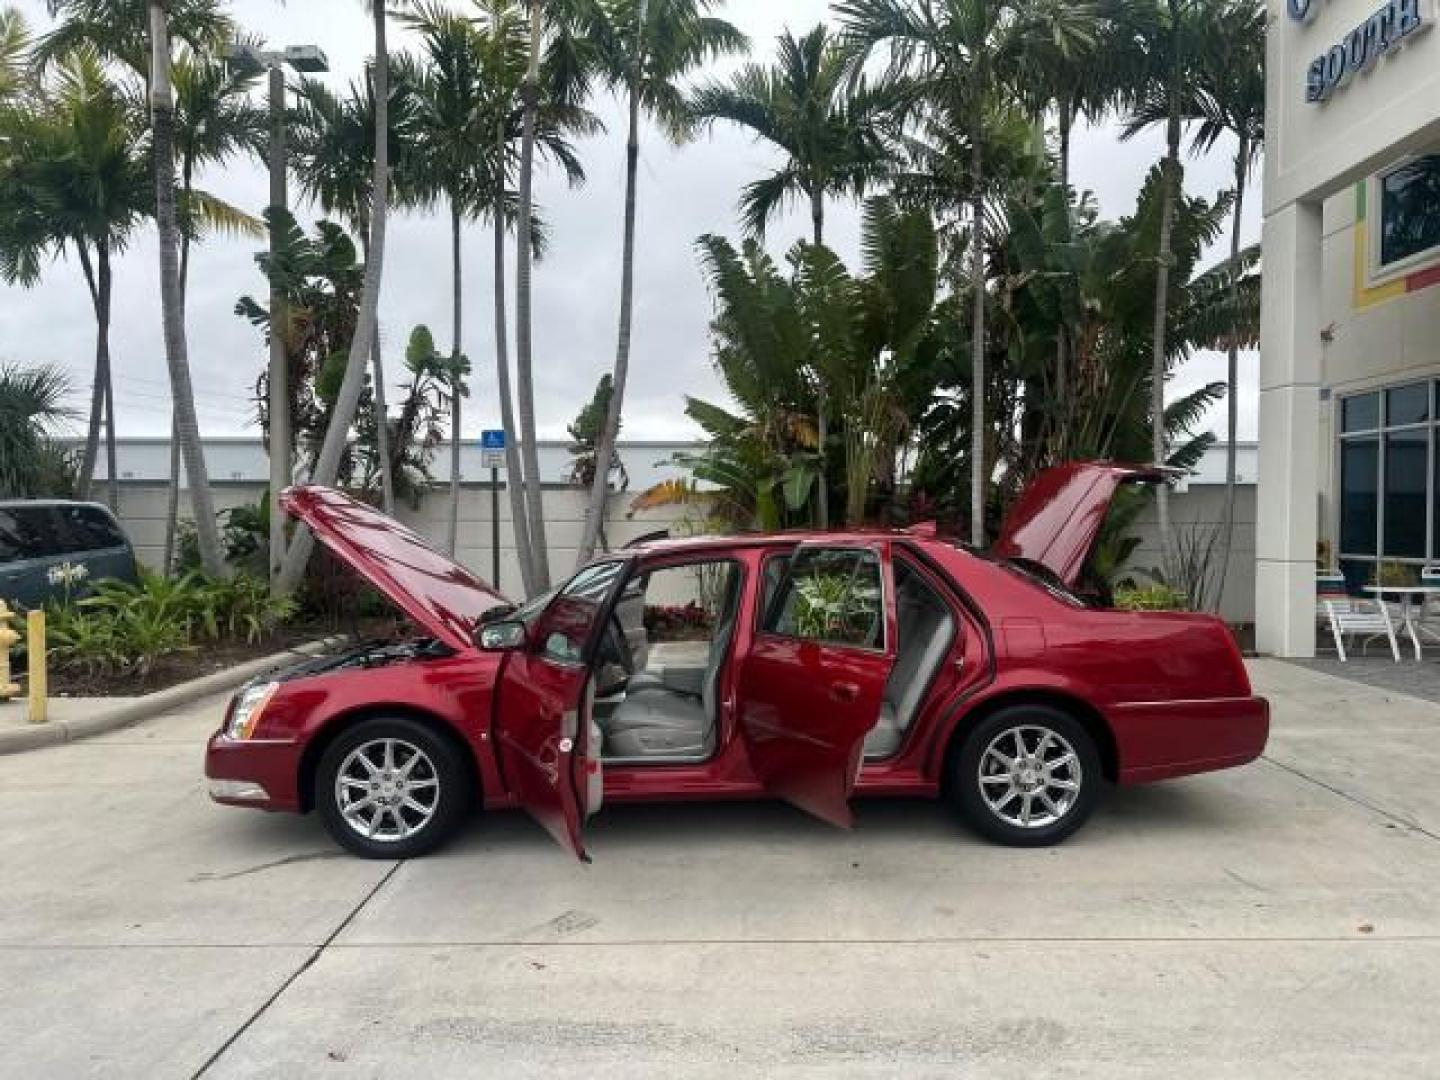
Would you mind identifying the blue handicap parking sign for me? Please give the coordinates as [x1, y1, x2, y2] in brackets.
[481, 430, 505, 450]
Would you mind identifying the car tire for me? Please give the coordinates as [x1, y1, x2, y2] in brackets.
[953, 705, 1100, 847]
[315, 717, 470, 859]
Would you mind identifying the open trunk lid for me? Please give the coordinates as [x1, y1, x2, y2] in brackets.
[991, 462, 1170, 588]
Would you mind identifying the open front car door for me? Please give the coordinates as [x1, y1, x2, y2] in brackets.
[494, 560, 629, 860]
[736, 543, 897, 827]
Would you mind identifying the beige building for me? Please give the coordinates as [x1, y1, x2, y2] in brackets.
[1260, 0, 1440, 654]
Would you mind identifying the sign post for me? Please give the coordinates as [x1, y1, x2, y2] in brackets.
[481, 430, 506, 587]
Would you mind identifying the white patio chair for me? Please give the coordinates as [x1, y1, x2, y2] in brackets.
[1323, 597, 1400, 662]
[1414, 566, 1440, 647]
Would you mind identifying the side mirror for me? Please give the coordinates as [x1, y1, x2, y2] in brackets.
[476, 619, 527, 652]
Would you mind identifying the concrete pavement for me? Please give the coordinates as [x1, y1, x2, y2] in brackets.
[0, 660, 1437, 1077]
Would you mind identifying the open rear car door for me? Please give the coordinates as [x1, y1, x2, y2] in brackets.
[493, 560, 629, 860]
[735, 543, 897, 827]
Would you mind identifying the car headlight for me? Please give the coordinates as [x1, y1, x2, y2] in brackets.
[226, 682, 278, 740]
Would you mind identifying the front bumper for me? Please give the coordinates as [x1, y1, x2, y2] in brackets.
[205, 731, 303, 812]
[1109, 695, 1270, 784]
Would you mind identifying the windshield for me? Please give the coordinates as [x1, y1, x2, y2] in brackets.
[513, 587, 559, 625]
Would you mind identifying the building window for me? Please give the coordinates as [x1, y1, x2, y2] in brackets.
[1337, 381, 1437, 590]
[1379, 154, 1440, 268]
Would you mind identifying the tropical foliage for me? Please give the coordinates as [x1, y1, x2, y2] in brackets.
[0, 362, 78, 498]
[43, 569, 296, 680]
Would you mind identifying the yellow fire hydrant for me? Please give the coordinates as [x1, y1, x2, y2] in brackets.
[0, 601, 20, 703]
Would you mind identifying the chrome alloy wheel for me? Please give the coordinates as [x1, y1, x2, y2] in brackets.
[977, 724, 1083, 829]
[334, 738, 440, 843]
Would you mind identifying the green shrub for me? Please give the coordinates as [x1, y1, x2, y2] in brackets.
[44, 569, 296, 679]
[1113, 582, 1190, 612]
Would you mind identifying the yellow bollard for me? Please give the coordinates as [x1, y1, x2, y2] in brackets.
[0, 601, 19, 702]
[27, 609, 47, 725]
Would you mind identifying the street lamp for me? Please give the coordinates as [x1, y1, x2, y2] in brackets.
[226, 42, 329, 587]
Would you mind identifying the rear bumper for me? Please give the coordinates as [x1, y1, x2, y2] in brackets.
[1109, 695, 1269, 784]
[205, 732, 303, 812]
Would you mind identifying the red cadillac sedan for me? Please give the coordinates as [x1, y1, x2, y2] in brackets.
[205, 462, 1268, 860]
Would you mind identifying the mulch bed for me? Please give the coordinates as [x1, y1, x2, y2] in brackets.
[42, 617, 401, 698]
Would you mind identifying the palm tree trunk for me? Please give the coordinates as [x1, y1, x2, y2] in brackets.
[101, 250, 118, 513]
[356, 227, 394, 515]
[276, 1, 390, 596]
[494, 157, 536, 596]
[1212, 137, 1248, 614]
[163, 415, 181, 573]
[447, 200, 463, 555]
[149, 3, 225, 578]
[969, 129, 987, 547]
[811, 185, 829, 531]
[577, 80, 642, 567]
[1055, 100, 1072, 450]
[95, 241, 119, 510]
[75, 243, 102, 494]
[371, 324, 394, 513]
[168, 156, 195, 577]
[1057, 97, 1072, 197]
[1151, 52, 1183, 564]
[513, 0, 550, 591]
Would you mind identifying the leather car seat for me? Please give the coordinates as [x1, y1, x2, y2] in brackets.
[863, 569, 956, 759]
[603, 569, 743, 759]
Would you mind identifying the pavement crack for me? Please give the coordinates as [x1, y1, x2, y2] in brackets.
[189, 860, 403, 1079]
[1262, 755, 1440, 843]
[189, 851, 345, 883]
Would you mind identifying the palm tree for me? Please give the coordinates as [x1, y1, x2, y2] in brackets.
[1190, 0, 1263, 609]
[513, 0, 552, 589]
[0, 48, 150, 513]
[463, 0, 596, 594]
[0, 6, 29, 104]
[288, 63, 409, 517]
[477, 0, 539, 593]
[1014, 0, 1104, 429]
[38, 0, 230, 77]
[687, 22, 882, 531]
[838, 0, 1041, 545]
[147, 0, 226, 576]
[1116, 0, 1219, 559]
[162, 51, 265, 573]
[0, 362, 77, 499]
[573, 0, 746, 567]
[690, 24, 884, 245]
[402, 3, 487, 555]
[1018, 0, 1109, 194]
[276, 0, 394, 597]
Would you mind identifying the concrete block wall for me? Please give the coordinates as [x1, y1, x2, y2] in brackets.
[1126, 487, 1258, 624]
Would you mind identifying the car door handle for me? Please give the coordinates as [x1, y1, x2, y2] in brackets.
[829, 681, 861, 702]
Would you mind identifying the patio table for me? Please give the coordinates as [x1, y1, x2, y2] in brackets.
[1363, 586, 1440, 660]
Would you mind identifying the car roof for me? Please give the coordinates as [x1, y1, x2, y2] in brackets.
[621, 528, 951, 558]
[0, 499, 119, 513]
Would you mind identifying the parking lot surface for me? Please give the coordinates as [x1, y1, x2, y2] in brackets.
[1, 659, 1438, 1077]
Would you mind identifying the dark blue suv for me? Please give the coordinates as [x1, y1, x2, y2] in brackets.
[0, 501, 138, 609]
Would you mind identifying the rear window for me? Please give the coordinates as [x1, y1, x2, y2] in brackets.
[0, 505, 127, 563]
[54, 505, 127, 552]
[0, 507, 68, 563]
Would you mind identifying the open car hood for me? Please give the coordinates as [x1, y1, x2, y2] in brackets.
[991, 462, 1170, 588]
[282, 485, 511, 651]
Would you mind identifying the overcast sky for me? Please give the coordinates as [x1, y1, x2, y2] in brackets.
[1, 0, 1262, 445]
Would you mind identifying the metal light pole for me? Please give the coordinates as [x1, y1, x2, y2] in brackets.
[227, 43, 329, 588]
